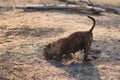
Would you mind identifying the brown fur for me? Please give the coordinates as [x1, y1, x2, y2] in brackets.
[43, 16, 96, 61]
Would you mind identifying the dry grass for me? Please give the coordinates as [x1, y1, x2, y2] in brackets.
[0, 0, 120, 80]
[92, 0, 120, 6]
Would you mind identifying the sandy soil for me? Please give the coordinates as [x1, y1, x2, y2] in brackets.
[0, 0, 120, 80]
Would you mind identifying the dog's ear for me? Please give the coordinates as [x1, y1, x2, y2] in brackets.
[50, 42, 55, 49]
[44, 44, 48, 47]
[44, 43, 51, 47]
[50, 43, 54, 49]
[46, 43, 51, 48]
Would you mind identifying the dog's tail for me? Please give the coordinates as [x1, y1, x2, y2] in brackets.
[88, 16, 96, 33]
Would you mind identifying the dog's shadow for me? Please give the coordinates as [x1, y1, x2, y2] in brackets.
[46, 49, 102, 80]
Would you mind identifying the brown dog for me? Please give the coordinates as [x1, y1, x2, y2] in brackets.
[43, 16, 96, 62]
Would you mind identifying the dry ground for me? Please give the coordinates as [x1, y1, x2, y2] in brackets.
[0, 0, 120, 80]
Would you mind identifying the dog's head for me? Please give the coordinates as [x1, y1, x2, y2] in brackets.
[43, 43, 55, 59]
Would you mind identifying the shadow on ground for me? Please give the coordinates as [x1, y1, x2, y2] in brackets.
[47, 59, 101, 80]
[3, 26, 65, 38]
[22, 9, 104, 16]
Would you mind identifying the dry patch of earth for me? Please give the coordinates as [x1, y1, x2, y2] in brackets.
[0, 0, 120, 80]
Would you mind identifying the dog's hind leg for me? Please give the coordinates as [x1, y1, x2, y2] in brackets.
[83, 42, 91, 61]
